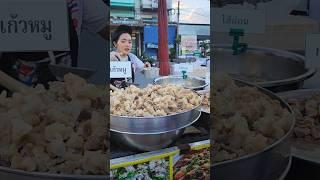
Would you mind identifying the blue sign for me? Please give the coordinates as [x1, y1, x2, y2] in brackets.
[143, 25, 176, 45]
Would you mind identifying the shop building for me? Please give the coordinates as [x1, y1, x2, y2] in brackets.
[110, 0, 174, 57]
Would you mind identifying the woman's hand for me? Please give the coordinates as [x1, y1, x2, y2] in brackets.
[144, 62, 151, 68]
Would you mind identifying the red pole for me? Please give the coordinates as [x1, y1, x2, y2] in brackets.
[158, 0, 170, 76]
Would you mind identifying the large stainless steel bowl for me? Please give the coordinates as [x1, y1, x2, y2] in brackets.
[212, 79, 295, 180]
[214, 45, 316, 92]
[111, 111, 201, 151]
[278, 89, 320, 164]
[110, 99, 202, 151]
[110, 93, 203, 134]
[153, 75, 208, 91]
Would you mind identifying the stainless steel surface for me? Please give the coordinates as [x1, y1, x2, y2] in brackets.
[278, 89, 320, 163]
[277, 89, 320, 99]
[153, 75, 208, 90]
[110, 97, 202, 134]
[214, 44, 316, 92]
[111, 128, 184, 152]
[212, 79, 295, 180]
[49, 64, 95, 81]
[197, 89, 210, 113]
[0, 166, 108, 180]
[278, 156, 292, 180]
[111, 111, 201, 151]
[196, 89, 209, 94]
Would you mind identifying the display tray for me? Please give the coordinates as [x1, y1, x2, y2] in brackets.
[110, 112, 210, 179]
[110, 140, 210, 180]
[110, 113, 210, 180]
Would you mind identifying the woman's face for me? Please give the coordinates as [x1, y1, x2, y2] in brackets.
[114, 33, 132, 56]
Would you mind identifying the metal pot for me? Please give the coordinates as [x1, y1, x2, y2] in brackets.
[212, 79, 295, 180]
[214, 45, 316, 92]
[192, 89, 210, 130]
[153, 75, 208, 91]
[277, 88, 320, 99]
[278, 89, 320, 164]
[110, 110, 201, 152]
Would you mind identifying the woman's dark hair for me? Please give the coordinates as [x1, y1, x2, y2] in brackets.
[112, 25, 132, 46]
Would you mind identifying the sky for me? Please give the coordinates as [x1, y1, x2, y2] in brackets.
[172, 0, 210, 24]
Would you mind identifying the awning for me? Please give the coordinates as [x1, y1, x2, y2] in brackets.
[110, 0, 135, 8]
[110, 10, 135, 18]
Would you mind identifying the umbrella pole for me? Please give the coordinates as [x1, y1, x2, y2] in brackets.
[158, 0, 170, 76]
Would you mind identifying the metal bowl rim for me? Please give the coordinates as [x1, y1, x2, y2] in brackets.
[153, 75, 209, 89]
[0, 165, 108, 179]
[212, 78, 296, 166]
[110, 110, 201, 135]
[197, 89, 210, 113]
[277, 88, 320, 98]
[214, 44, 317, 87]
[215, 44, 305, 62]
[257, 68, 316, 87]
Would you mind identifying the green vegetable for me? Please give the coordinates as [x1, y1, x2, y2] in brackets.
[153, 176, 168, 180]
[128, 172, 136, 177]
[117, 167, 126, 175]
[186, 157, 199, 172]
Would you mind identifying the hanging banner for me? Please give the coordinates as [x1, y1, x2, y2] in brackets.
[213, 8, 266, 33]
[181, 35, 197, 55]
[110, 61, 132, 78]
[0, 0, 69, 52]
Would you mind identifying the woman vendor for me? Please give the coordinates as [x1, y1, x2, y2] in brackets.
[110, 25, 151, 88]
